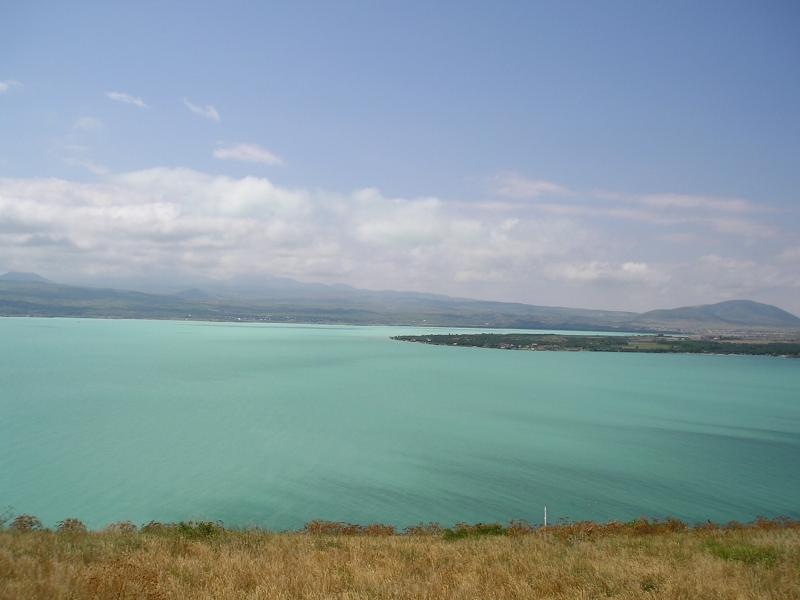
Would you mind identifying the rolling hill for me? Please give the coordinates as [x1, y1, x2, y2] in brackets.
[1, 273, 798, 333]
[633, 300, 800, 330]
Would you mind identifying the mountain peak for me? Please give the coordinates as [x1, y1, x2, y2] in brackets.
[635, 299, 800, 328]
[0, 271, 53, 284]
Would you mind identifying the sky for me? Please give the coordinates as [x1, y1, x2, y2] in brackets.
[1, 1, 799, 313]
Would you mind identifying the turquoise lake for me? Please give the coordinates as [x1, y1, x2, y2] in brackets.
[1, 317, 798, 529]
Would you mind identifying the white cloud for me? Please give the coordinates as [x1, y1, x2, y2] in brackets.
[677, 255, 800, 296]
[105, 91, 148, 109]
[63, 157, 109, 175]
[214, 143, 284, 166]
[640, 193, 756, 213]
[0, 169, 582, 294]
[493, 174, 781, 241]
[183, 98, 220, 122]
[709, 217, 777, 239]
[55, 130, 107, 175]
[535, 202, 682, 225]
[777, 247, 800, 263]
[657, 232, 701, 244]
[492, 173, 569, 199]
[533, 202, 777, 239]
[73, 116, 103, 132]
[0, 169, 797, 312]
[548, 261, 665, 284]
[0, 80, 22, 95]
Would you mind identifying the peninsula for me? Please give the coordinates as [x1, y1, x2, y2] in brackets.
[391, 333, 800, 357]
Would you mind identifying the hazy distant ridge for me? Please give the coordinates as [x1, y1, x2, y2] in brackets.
[634, 300, 800, 329]
[0, 271, 53, 284]
[1, 273, 798, 332]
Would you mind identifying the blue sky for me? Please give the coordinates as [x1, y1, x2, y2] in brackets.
[1, 1, 799, 312]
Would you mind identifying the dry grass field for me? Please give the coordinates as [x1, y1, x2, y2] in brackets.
[1, 518, 798, 599]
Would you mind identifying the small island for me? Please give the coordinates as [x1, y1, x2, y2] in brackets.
[392, 333, 800, 357]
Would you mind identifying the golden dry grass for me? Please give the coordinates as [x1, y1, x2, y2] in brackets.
[1, 521, 799, 599]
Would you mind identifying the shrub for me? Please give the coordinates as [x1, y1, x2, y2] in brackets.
[751, 515, 800, 530]
[507, 520, 536, 536]
[630, 518, 659, 535]
[140, 521, 171, 534]
[57, 518, 87, 534]
[442, 522, 507, 540]
[626, 517, 687, 535]
[175, 521, 224, 539]
[105, 521, 138, 534]
[140, 520, 223, 538]
[10, 514, 44, 533]
[362, 523, 396, 536]
[304, 521, 362, 535]
[404, 522, 444, 536]
[303, 521, 396, 536]
[662, 517, 687, 532]
[550, 521, 601, 542]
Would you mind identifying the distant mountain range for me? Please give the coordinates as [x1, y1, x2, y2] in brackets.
[1, 271, 798, 333]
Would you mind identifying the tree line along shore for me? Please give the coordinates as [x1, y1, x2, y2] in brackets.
[1, 515, 799, 599]
[392, 333, 800, 357]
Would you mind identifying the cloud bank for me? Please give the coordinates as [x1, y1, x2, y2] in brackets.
[1, 168, 797, 312]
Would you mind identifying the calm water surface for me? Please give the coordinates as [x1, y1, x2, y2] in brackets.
[1, 318, 798, 529]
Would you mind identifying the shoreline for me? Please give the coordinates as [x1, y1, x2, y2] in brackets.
[0, 313, 665, 335]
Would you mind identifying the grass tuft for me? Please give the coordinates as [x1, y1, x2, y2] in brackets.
[705, 540, 779, 566]
[442, 522, 507, 540]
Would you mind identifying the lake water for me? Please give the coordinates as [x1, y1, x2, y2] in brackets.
[1, 318, 798, 529]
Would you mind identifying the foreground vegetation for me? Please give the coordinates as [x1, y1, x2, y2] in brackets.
[1, 516, 799, 599]
[393, 333, 800, 357]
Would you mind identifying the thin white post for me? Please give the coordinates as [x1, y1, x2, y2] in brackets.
[544, 505, 547, 528]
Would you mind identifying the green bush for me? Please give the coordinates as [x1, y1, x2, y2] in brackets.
[176, 521, 224, 539]
[442, 522, 507, 540]
[139, 520, 223, 538]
